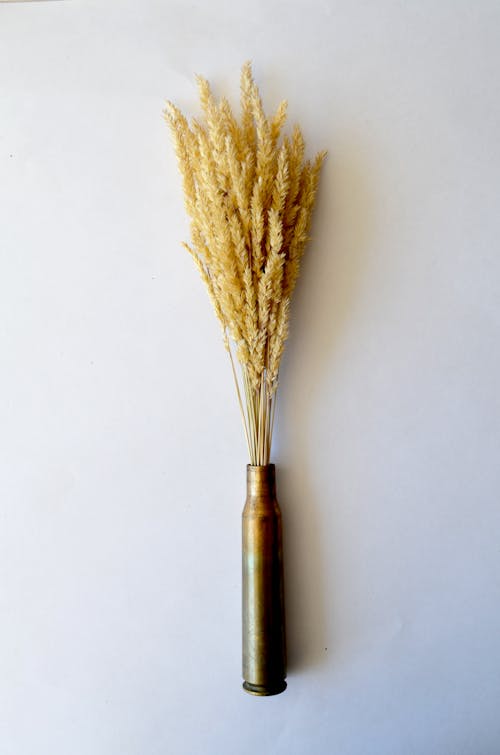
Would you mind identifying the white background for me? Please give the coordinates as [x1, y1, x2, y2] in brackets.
[1, 1, 499, 753]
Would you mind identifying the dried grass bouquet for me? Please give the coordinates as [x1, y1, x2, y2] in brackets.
[164, 62, 325, 465]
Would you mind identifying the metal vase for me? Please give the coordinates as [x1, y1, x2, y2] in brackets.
[242, 464, 287, 696]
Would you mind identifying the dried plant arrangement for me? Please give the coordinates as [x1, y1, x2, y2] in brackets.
[165, 63, 325, 696]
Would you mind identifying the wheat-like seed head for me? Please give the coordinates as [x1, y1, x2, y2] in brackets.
[164, 62, 326, 463]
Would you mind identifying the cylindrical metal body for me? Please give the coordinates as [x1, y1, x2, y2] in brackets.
[242, 464, 287, 696]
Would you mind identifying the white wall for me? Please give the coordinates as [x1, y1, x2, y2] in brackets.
[1, 2, 499, 753]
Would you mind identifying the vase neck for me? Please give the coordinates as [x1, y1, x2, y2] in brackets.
[247, 464, 276, 498]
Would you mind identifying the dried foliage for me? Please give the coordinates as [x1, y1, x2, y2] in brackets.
[165, 63, 325, 464]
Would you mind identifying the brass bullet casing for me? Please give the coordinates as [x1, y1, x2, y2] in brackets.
[242, 464, 287, 696]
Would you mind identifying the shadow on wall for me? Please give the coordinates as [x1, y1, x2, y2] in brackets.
[275, 136, 375, 673]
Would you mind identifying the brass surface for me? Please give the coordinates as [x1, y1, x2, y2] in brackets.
[242, 464, 287, 696]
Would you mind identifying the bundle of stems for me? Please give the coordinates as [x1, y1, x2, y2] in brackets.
[165, 63, 325, 465]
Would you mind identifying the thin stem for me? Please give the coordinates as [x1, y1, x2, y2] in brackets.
[243, 367, 257, 464]
[227, 339, 251, 459]
[228, 355, 279, 466]
[269, 384, 278, 458]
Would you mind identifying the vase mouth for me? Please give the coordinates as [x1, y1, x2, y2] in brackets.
[246, 464, 276, 496]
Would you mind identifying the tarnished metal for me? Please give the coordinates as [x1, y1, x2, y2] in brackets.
[242, 464, 287, 696]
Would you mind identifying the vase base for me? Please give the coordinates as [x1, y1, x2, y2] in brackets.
[243, 680, 287, 696]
